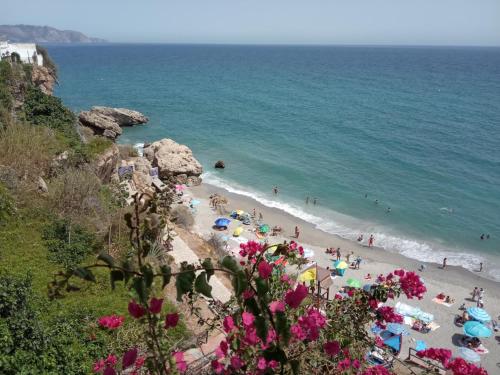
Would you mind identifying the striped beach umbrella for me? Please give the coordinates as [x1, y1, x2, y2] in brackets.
[466, 307, 491, 323]
[463, 321, 492, 338]
[457, 347, 481, 363]
[386, 323, 410, 336]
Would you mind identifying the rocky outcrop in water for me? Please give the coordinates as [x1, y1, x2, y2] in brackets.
[144, 138, 203, 185]
[214, 160, 225, 169]
[78, 107, 149, 140]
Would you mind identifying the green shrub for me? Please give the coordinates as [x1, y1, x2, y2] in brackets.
[0, 183, 15, 224]
[22, 87, 78, 143]
[36, 45, 57, 76]
[0, 273, 107, 375]
[83, 136, 113, 160]
[42, 219, 101, 270]
[0, 60, 13, 111]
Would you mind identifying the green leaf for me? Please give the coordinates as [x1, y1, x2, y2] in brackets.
[175, 262, 196, 302]
[140, 264, 154, 287]
[290, 359, 300, 375]
[201, 258, 215, 281]
[194, 272, 212, 298]
[160, 265, 172, 288]
[110, 270, 124, 290]
[255, 277, 268, 298]
[121, 259, 133, 285]
[275, 311, 291, 346]
[263, 346, 287, 364]
[131, 277, 148, 303]
[244, 297, 261, 316]
[232, 270, 247, 297]
[97, 252, 115, 267]
[73, 267, 95, 282]
[221, 256, 240, 273]
[255, 315, 268, 343]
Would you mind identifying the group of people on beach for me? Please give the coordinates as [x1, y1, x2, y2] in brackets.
[357, 233, 375, 247]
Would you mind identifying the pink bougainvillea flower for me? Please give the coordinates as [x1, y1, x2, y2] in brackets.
[149, 298, 164, 314]
[105, 354, 117, 366]
[242, 311, 255, 327]
[269, 300, 285, 314]
[173, 352, 187, 373]
[290, 323, 306, 341]
[134, 356, 145, 368]
[231, 356, 243, 370]
[324, 341, 341, 357]
[280, 274, 293, 285]
[103, 367, 116, 375]
[285, 284, 308, 308]
[258, 260, 273, 279]
[223, 315, 235, 332]
[361, 365, 392, 375]
[122, 348, 138, 369]
[257, 357, 267, 370]
[93, 359, 105, 373]
[211, 359, 225, 374]
[98, 315, 124, 330]
[165, 313, 179, 329]
[128, 300, 146, 319]
[242, 289, 255, 300]
[215, 340, 228, 358]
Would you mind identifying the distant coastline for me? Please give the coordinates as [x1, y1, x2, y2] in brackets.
[0, 24, 106, 43]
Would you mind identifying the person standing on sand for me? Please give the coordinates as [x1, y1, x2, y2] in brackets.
[252, 208, 256, 218]
[346, 251, 354, 264]
[442, 258, 447, 269]
[259, 212, 263, 221]
[479, 262, 483, 272]
[472, 287, 479, 301]
[336, 247, 341, 261]
[294, 226, 300, 239]
[368, 235, 374, 247]
[355, 256, 362, 269]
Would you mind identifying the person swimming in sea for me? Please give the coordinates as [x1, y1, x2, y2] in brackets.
[374, 199, 379, 205]
[313, 198, 317, 205]
[305, 196, 309, 205]
[386, 207, 391, 213]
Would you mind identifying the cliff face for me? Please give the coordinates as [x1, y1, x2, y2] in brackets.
[0, 25, 106, 43]
[31, 65, 56, 95]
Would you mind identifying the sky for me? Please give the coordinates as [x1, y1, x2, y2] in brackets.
[2, 0, 500, 46]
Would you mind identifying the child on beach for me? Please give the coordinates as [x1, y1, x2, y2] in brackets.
[355, 256, 362, 269]
[472, 287, 479, 301]
[295, 226, 300, 239]
[336, 248, 341, 261]
[368, 235, 374, 247]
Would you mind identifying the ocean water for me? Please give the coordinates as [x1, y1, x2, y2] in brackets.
[47, 44, 500, 280]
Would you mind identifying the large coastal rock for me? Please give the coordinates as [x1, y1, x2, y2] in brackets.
[31, 65, 56, 95]
[144, 139, 203, 185]
[78, 107, 149, 140]
[92, 143, 119, 183]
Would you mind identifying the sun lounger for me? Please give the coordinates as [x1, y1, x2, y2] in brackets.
[395, 302, 434, 324]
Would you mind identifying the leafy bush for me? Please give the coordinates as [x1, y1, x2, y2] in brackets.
[42, 219, 101, 270]
[0, 183, 15, 224]
[171, 205, 194, 229]
[36, 45, 57, 76]
[83, 136, 113, 160]
[0, 60, 13, 112]
[22, 87, 78, 142]
[0, 273, 107, 375]
[118, 144, 139, 159]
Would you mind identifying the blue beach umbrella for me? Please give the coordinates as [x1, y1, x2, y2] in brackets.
[466, 307, 491, 323]
[463, 321, 492, 338]
[215, 218, 230, 227]
[386, 323, 409, 336]
[383, 335, 402, 353]
[457, 347, 481, 363]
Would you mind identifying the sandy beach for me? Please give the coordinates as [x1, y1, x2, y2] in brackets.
[184, 182, 500, 373]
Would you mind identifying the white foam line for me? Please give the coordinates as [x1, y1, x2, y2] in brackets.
[201, 172, 497, 281]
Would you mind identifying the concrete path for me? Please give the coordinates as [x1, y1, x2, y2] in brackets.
[170, 236, 232, 303]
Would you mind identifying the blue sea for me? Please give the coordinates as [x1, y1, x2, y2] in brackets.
[47, 44, 500, 280]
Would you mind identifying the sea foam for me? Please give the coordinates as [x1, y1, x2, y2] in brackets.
[202, 172, 497, 281]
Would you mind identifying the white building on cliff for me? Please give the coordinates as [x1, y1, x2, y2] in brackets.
[0, 41, 43, 66]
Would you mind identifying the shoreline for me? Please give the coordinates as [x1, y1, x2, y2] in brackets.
[192, 181, 500, 288]
[187, 181, 500, 372]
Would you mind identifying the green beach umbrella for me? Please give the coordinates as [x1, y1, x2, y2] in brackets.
[259, 224, 270, 233]
[346, 278, 362, 288]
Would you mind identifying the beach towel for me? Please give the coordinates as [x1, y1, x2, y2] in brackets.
[432, 297, 454, 307]
[415, 340, 427, 351]
[403, 316, 415, 326]
[474, 345, 489, 355]
[427, 322, 440, 331]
